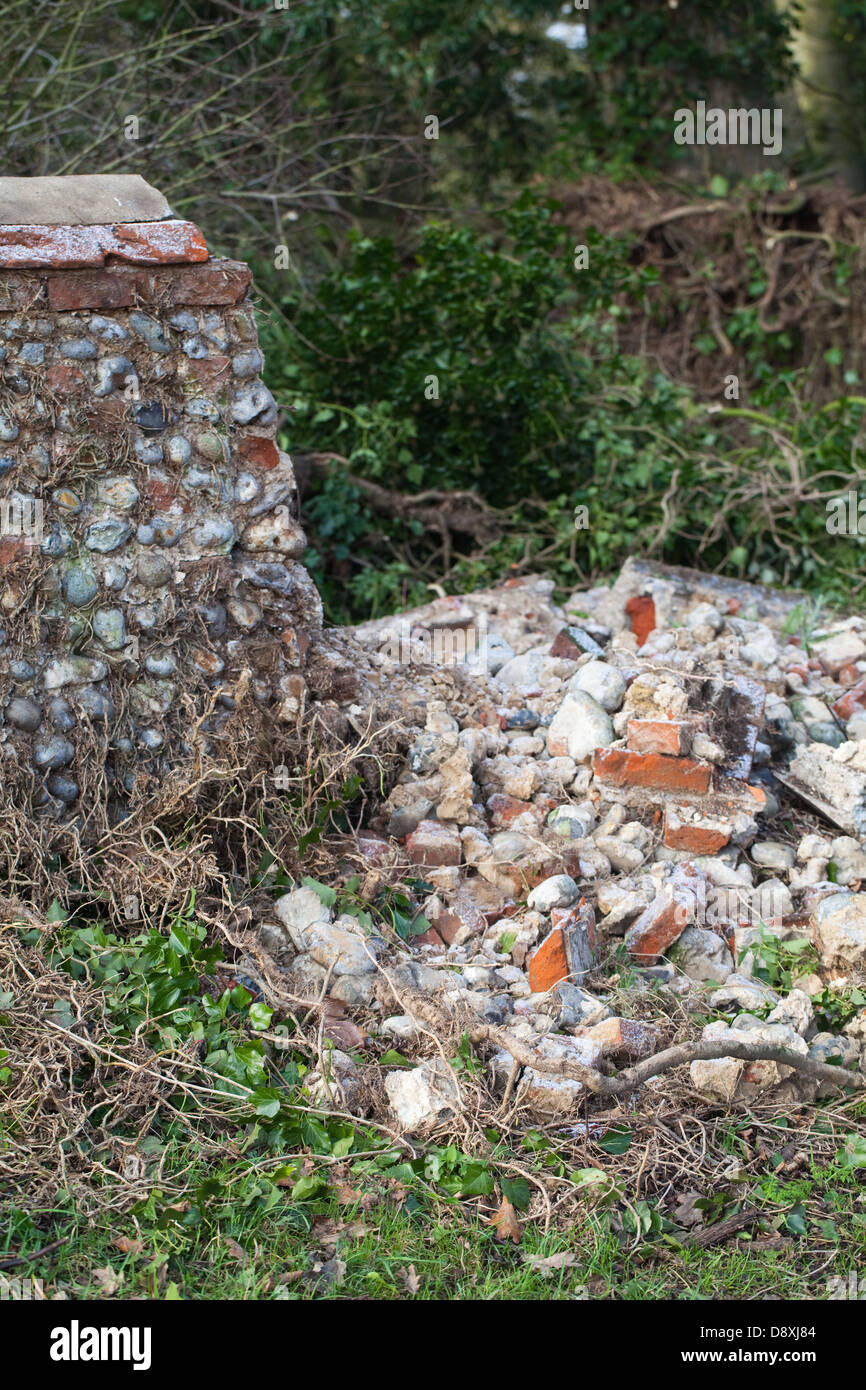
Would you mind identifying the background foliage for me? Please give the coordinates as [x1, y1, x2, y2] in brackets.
[3, 0, 866, 619]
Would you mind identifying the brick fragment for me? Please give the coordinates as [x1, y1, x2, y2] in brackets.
[355, 832, 395, 868]
[528, 927, 569, 992]
[238, 436, 280, 471]
[181, 354, 230, 387]
[435, 891, 486, 945]
[405, 819, 462, 867]
[625, 877, 694, 963]
[593, 747, 712, 794]
[627, 718, 692, 757]
[578, 1015, 661, 1062]
[625, 593, 656, 646]
[486, 792, 542, 828]
[664, 807, 731, 854]
[0, 537, 32, 568]
[833, 678, 866, 722]
[412, 927, 445, 948]
[44, 364, 85, 393]
[549, 625, 603, 660]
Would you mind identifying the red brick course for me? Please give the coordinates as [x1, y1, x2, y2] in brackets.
[0, 220, 207, 270]
[42, 259, 251, 312]
[593, 747, 713, 794]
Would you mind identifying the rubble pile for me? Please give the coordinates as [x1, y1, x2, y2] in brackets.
[257, 558, 866, 1131]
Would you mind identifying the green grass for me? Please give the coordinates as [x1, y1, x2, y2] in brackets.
[6, 1118, 866, 1301]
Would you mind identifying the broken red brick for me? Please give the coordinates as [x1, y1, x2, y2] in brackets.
[88, 398, 127, 430]
[44, 364, 85, 393]
[412, 927, 445, 948]
[528, 927, 569, 993]
[578, 1015, 661, 1061]
[664, 807, 731, 855]
[477, 706, 502, 727]
[833, 678, 866, 721]
[238, 436, 280, 471]
[355, 832, 395, 868]
[0, 537, 31, 567]
[405, 819, 462, 867]
[181, 354, 230, 387]
[625, 594, 656, 646]
[0, 220, 208, 270]
[549, 626, 595, 660]
[486, 793, 542, 828]
[593, 747, 712, 794]
[786, 664, 810, 682]
[627, 718, 692, 757]
[625, 878, 694, 963]
[145, 475, 179, 511]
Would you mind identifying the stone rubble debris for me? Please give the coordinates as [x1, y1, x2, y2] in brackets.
[258, 558, 866, 1128]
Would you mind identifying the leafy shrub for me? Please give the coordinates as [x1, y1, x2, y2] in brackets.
[263, 194, 866, 620]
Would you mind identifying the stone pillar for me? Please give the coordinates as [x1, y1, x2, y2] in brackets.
[0, 176, 321, 828]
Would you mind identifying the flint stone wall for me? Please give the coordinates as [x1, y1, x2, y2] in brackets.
[0, 177, 321, 824]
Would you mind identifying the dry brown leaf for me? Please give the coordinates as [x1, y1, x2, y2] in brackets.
[314, 1216, 368, 1252]
[322, 1000, 368, 1050]
[672, 1191, 706, 1228]
[92, 1265, 123, 1294]
[311, 1256, 346, 1288]
[222, 1238, 248, 1266]
[490, 1197, 522, 1244]
[398, 1264, 421, 1294]
[313, 1217, 341, 1252]
[112, 1236, 143, 1255]
[387, 1178, 409, 1206]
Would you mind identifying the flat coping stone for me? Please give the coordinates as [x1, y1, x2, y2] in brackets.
[0, 175, 172, 226]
